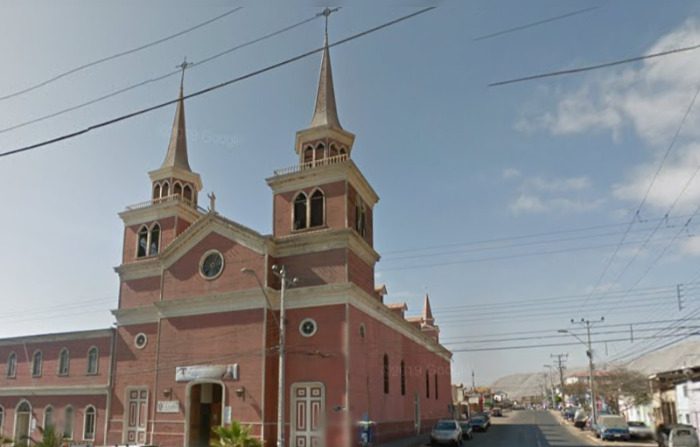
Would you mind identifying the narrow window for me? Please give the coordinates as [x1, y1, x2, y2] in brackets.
[153, 183, 161, 200]
[355, 201, 366, 236]
[44, 406, 54, 430]
[400, 361, 406, 396]
[183, 185, 193, 203]
[58, 348, 69, 376]
[137, 226, 148, 258]
[314, 144, 325, 164]
[435, 373, 438, 400]
[383, 354, 389, 394]
[293, 192, 308, 230]
[6, 352, 16, 378]
[339, 147, 347, 155]
[426, 370, 430, 399]
[309, 190, 324, 227]
[32, 350, 42, 377]
[161, 181, 170, 197]
[0, 406, 4, 434]
[87, 347, 99, 375]
[63, 406, 74, 439]
[303, 146, 313, 163]
[174, 182, 182, 196]
[149, 224, 160, 256]
[83, 406, 96, 440]
[329, 144, 338, 157]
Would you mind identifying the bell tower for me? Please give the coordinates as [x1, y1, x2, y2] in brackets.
[118, 61, 203, 265]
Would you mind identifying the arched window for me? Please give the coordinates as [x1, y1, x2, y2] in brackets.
[87, 347, 99, 375]
[58, 348, 69, 376]
[383, 354, 389, 394]
[314, 144, 325, 164]
[329, 144, 338, 157]
[183, 185, 193, 203]
[149, 224, 160, 256]
[0, 405, 4, 435]
[293, 192, 308, 230]
[425, 370, 430, 399]
[15, 401, 31, 442]
[153, 183, 161, 200]
[6, 352, 16, 378]
[434, 373, 438, 400]
[137, 226, 148, 258]
[161, 182, 170, 197]
[43, 405, 54, 430]
[309, 189, 324, 228]
[63, 406, 74, 439]
[339, 147, 347, 155]
[303, 146, 313, 164]
[174, 182, 182, 197]
[355, 201, 366, 236]
[83, 406, 96, 440]
[400, 361, 406, 396]
[32, 350, 42, 377]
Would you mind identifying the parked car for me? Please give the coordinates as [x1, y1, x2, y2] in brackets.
[458, 420, 473, 441]
[657, 424, 700, 447]
[563, 407, 576, 422]
[469, 415, 490, 432]
[573, 409, 588, 429]
[430, 420, 463, 446]
[628, 421, 654, 440]
[594, 415, 631, 441]
[491, 407, 503, 417]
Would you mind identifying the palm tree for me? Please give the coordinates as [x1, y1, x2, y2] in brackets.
[211, 421, 261, 447]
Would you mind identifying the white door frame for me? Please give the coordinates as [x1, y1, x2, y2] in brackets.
[184, 380, 226, 447]
[290, 382, 326, 447]
[14, 399, 31, 443]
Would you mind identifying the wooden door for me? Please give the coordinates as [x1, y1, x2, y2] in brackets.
[125, 388, 148, 444]
[291, 382, 325, 447]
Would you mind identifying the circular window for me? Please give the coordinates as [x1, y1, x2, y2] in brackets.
[200, 250, 224, 280]
[134, 333, 148, 349]
[299, 318, 318, 338]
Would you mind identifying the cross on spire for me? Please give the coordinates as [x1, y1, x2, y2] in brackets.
[319, 6, 341, 39]
[176, 57, 193, 90]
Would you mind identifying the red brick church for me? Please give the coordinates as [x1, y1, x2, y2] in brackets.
[0, 30, 452, 447]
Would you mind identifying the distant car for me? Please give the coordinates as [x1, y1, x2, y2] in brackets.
[628, 421, 654, 440]
[573, 409, 588, 429]
[657, 425, 700, 447]
[430, 419, 463, 446]
[563, 407, 576, 421]
[491, 407, 503, 417]
[469, 415, 490, 432]
[594, 415, 630, 441]
[458, 421, 473, 441]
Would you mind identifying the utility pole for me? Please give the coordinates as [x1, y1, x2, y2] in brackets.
[271, 264, 298, 447]
[572, 317, 604, 426]
[551, 353, 568, 404]
[471, 370, 476, 391]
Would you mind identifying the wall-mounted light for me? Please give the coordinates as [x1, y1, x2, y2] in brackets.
[235, 387, 246, 399]
[163, 388, 173, 398]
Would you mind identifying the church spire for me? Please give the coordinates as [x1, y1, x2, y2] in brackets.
[309, 12, 342, 130]
[161, 59, 192, 171]
[422, 293, 434, 325]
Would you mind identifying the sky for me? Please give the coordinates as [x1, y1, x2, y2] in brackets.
[3, 0, 700, 386]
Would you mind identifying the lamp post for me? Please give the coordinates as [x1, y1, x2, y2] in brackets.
[559, 317, 604, 426]
[543, 364, 555, 408]
[271, 264, 297, 447]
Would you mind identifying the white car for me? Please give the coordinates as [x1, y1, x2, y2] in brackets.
[628, 421, 654, 440]
[430, 419, 463, 446]
[658, 425, 700, 447]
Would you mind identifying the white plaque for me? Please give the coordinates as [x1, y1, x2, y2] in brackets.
[224, 406, 232, 424]
[157, 400, 180, 413]
[175, 364, 239, 382]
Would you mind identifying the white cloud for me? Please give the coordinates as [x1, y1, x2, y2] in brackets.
[502, 168, 521, 179]
[508, 175, 602, 214]
[679, 236, 700, 257]
[518, 18, 700, 214]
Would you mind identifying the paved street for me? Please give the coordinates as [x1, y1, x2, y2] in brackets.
[415, 411, 656, 447]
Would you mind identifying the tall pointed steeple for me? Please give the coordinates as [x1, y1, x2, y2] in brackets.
[422, 294, 434, 325]
[148, 58, 202, 207]
[309, 32, 342, 129]
[161, 78, 191, 171]
[294, 8, 355, 161]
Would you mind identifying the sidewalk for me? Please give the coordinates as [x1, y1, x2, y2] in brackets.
[376, 433, 429, 447]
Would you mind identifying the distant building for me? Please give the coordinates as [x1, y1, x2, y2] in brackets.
[649, 366, 700, 431]
[0, 29, 452, 447]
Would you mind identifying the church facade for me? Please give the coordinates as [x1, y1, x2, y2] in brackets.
[0, 33, 452, 447]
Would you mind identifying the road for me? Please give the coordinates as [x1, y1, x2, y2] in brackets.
[421, 410, 655, 447]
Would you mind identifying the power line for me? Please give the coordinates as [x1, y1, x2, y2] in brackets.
[0, 7, 435, 159]
[0, 6, 243, 102]
[490, 42, 700, 87]
[0, 14, 321, 135]
[473, 6, 599, 41]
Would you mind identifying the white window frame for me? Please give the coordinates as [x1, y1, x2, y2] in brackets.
[57, 348, 69, 376]
[83, 405, 96, 441]
[63, 405, 74, 440]
[86, 346, 99, 375]
[6, 352, 16, 378]
[43, 405, 53, 430]
[31, 350, 42, 377]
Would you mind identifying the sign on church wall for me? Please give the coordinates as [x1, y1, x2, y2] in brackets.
[175, 364, 239, 382]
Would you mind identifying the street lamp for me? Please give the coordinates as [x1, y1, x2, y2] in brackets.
[558, 317, 604, 426]
[271, 264, 297, 447]
[241, 266, 297, 447]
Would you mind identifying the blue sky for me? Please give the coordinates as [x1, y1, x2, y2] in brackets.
[3, 0, 700, 385]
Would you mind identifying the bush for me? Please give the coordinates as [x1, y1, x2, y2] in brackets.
[211, 421, 262, 447]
